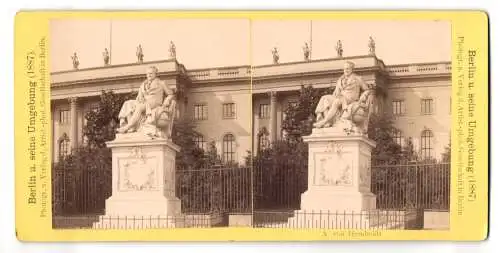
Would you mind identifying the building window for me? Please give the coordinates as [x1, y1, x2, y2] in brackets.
[421, 98, 433, 115]
[392, 129, 404, 147]
[259, 104, 270, 119]
[222, 103, 236, 119]
[421, 130, 433, 158]
[90, 103, 99, 112]
[194, 134, 206, 151]
[283, 100, 298, 120]
[222, 134, 236, 163]
[59, 109, 70, 124]
[193, 104, 208, 120]
[59, 135, 70, 157]
[392, 100, 405, 116]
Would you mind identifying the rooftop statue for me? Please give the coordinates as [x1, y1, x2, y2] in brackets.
[271, 47, 279, 64]
[368, 36, 376, 55]
[169, 41, 176, 59]
[116, 66, 176, 139]
[303, 42, 311, 61]
[71, 52, 79, 69]
[313, 61, 375, 135]
[336, 40, 344, 57]
[103, 48, 110, 65]
[136, 44, 144, 63]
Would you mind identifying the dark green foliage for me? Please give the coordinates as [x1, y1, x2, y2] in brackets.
[250, 140, 308, 210]
[367, 113, 405, 165]
[281, 85, 329, 143]
[83, 90, 137, 149]
[441, 141, 451, 163]
[171, 119, 206, 171]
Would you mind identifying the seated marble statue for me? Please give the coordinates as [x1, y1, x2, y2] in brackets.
[116, 66, 176, 139]
[313, 61, 374, 134]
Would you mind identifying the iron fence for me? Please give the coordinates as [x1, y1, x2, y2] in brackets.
[52, 168, 112, 216]
[176, 166, 252, 214]
[253, 159, 308, 211]
[52, 166, 252, 216]
[53, 214, 228, 229]
[253, 209, 423, 229]
[52, 161, 449, 229]
[371, 162, 450, 211]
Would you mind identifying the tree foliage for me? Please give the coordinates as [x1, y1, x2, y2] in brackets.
[440, 140, 451, 163]
[281, 85, 329, 143]
[83, 90, 137, 149]
[367, 113, 404, 165]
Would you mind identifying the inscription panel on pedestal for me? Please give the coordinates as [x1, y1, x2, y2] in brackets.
[312, 142, 353, 186]
[117, 147, 159, 191]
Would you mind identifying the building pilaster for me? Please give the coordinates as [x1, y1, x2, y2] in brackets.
[69, 97, 79, 150]
[269, 91, 277, 143]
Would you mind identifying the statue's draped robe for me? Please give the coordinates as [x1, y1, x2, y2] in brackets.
[118, 78, 174, 137]
[315, 73, 373, 132]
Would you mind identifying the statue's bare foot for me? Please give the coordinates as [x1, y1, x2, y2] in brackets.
[313, 121, 325, 128]
[116, 127, 128, 133]
[324, 122, 332, 127]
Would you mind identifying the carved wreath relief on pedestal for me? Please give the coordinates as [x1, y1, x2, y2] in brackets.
[315, 142, 353, 186]
[119, 147, 158, 191]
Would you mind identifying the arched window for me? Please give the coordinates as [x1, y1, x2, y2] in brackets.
[194, 134, 206, 151]
[421, 130, 433, 158]
[392, 129, 404, 147]
[222, 133, 236, 163]
[58, 133, 70, 157]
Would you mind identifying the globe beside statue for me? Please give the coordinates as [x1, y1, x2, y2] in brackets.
[350, 104, 368, 124]
[155, 111, 171, 129]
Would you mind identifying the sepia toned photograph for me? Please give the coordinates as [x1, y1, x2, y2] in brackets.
[50, 18, 451, 230]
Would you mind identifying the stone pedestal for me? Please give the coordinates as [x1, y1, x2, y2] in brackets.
[94, 134, 183, 228]
[300, 128, 377, 212]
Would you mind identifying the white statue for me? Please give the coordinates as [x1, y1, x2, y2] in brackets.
[313, 61, 375, 135]
[116, 66, 176, 139]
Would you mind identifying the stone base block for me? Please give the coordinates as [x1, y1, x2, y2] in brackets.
[229, 213, 253, 227]
[105, 196, 181, 217]
[301, 190, 376, 212]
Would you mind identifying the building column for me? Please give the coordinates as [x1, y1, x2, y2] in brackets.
[269, 91, 277, 143]
[69, 97, 79, 150]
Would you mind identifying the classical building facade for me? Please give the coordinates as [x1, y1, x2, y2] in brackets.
[51, 55, 451, 164]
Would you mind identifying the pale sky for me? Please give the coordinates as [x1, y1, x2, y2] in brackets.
[50, 19, 451, 72]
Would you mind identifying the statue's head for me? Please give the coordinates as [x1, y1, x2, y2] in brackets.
[343, 61, 355, 76]
[146, 66, 159, 81]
